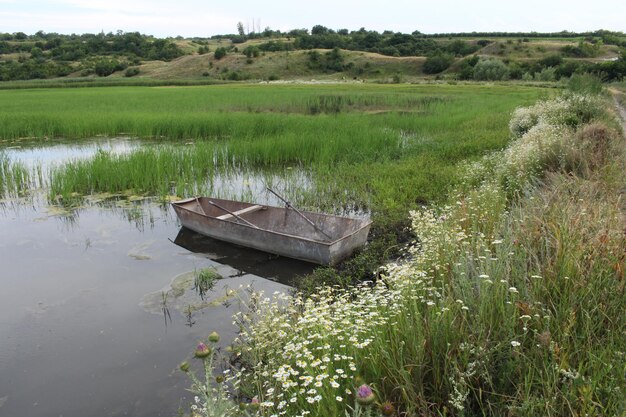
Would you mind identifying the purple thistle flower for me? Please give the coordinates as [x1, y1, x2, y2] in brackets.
[356, 384, 375, 405]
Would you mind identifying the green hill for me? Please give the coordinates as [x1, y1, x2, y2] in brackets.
[0, 29, 624, 84]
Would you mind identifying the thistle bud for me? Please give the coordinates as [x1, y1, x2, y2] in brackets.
[215, 375, 225, 383]
[179, 361, 190, 373]
[380, 401, 395, 416]
[208, 331, 220, 343]
[194, 342, 211, 358]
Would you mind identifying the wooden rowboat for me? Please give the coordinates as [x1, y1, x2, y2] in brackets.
[171, 197, 372, 265]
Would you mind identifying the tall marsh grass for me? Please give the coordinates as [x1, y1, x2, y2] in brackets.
[35, 84, 547, 211]
[0, 152, 30, 198]
[186, 92, 625, 416]
[0, 84, 543, 140]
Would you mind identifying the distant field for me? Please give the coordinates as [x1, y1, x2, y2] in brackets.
[0, 83, 550, 214]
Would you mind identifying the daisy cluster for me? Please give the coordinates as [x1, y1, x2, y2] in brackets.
[232, 278, 417, 415]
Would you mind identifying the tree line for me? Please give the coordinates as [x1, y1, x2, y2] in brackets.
[0, 31, 183, 81]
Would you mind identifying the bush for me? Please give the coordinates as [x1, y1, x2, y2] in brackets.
[539, 53, 563, 68]
[444, 40, 479, 56]
[124, 67, 140, 77]
[457, 55, 479, 80]
[214, 47, 227, 60]
[422, 53, 454, 74]
[534, 67, 556, 81]
[94, 59, 126, 77]
[242, 45, 260, 58]
[473, 58, 510, 81]
[567, 73, 603, 94]
[522, 72, 533, 81]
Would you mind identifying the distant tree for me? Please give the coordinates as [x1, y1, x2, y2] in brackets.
[30, 47, 44, 59]
[445, 40, 479, 56]
[0, 41, 13, 54]
[307, 50, 321, 66]
[94, 59, 126, 76]
[237, 22, 245, 36]
[242, 45, 260, 58]
[423, 53, 454, 74]
[457, 55, 479, 79]
[125, 67, 140, 77]
[561, 41, 600, 58]
[535, 67, 556, 81]
[311, 25, 330, 36]
[324, 47, 344, 72]
[473, 58, 510, 80]
[287, 28, 309, 37]
[540, 53, 563, 68]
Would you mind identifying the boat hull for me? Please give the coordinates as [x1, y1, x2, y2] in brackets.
[171, 197, 371, 265]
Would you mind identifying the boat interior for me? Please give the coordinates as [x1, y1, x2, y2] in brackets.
[174, 197, 370, 243]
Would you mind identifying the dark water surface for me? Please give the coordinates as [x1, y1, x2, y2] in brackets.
[0, 139, 315, 417]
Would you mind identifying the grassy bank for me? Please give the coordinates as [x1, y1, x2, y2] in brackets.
[183, 91, 625, 416]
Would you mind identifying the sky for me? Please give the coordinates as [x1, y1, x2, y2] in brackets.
[0, 0, 624, 37]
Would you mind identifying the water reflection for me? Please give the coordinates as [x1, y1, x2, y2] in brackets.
[173, 227, 315, 286]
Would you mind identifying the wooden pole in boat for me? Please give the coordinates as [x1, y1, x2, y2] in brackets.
[266, 187, 333, 240]
[208, 200, 261, 229]
[195, 197, 207, 215]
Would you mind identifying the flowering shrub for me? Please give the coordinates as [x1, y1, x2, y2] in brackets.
[509, 94, 603, 138]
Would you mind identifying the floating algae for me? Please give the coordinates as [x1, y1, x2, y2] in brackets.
[140, 265, 253, 316]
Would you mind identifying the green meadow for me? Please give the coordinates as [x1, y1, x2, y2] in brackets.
[0, 83, 549, 214]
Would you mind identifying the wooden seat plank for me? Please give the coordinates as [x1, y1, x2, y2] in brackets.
[216, 205, 264, 220]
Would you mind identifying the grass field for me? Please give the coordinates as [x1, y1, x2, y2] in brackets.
[0, 83, 550, 213]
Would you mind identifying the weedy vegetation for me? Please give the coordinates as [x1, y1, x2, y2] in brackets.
[194, 268, 221, 300]
[0, 152, 30, 198]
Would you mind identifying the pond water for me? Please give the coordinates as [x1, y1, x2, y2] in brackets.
[0, 139, 316, 417]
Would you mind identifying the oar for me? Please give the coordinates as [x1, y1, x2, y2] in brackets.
[208, 200, 261, 229]
[266, 187, 333, 240]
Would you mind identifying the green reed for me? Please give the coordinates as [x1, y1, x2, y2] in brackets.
[32, 83, 550, 211]
[0, 152, 30, 198]
[0, 84, 546, 140]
